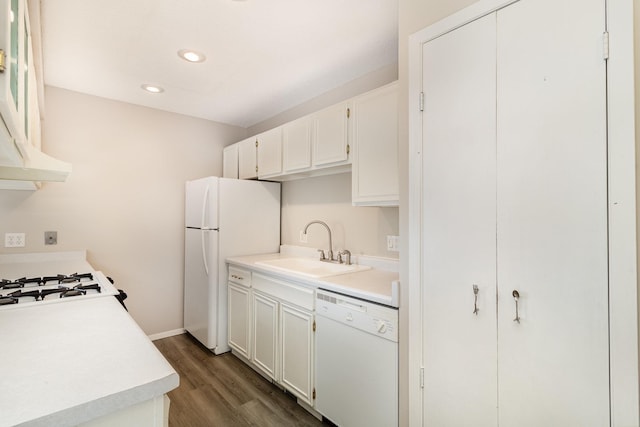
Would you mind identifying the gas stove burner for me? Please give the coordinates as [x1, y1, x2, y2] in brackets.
[40, 286, 69, 300]
[0, 273, 96, 288]
[7, 289, 41, 301]
[0, 280, 24, 290]
[39, 282, 102, 300]
[0, 277, 42, 288]
[60, 289, 86, 298]
[73, 283, 101, 293]
[0, 296, 18, 305]
[0, 253, 121, 310]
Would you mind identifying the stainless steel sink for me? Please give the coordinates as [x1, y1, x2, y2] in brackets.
[255, 257, 370, 278]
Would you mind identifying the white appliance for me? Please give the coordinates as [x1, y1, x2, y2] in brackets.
[184, 176, 280, 354]
[315, 289, 399, 427]
[0, 251, 120, 310]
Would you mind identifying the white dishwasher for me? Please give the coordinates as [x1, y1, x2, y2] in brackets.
[315, 289, 398, 427]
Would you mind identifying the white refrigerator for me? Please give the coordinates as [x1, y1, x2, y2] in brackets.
[184, 176, 281, 353]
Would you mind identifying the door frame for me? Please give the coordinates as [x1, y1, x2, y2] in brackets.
[407, 0, 638, 425]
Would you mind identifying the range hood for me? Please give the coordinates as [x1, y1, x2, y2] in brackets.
[0, 142, 72, 184]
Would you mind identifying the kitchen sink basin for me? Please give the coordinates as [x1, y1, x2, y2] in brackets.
[255, 257, 371, 278]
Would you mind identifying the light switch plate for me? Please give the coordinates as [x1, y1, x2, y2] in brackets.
[386, 235, 399, 252]
[5, 233, 25, 247]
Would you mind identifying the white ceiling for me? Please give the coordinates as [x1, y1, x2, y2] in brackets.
[40, 0, 398, 128]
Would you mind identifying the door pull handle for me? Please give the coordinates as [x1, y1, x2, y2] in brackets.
[512, 290, 521, 323]
[472, 285, 479, 315]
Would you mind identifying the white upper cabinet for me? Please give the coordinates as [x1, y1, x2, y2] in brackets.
[351, 82, 398, 206]
[222, 143, 239, 179]
[312, 101, 351, 167]
[282, 116, 312, 173]
[230, 82, 400, 196]
[0, 0, 26, 144]
[238, 136, 257, 180]
[257, 126, 282, 179]
[0, 0, 70, 188]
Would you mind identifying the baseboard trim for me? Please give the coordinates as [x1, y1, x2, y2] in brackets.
[148, 328, 185, 341]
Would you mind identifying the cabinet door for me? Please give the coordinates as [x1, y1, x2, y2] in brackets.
[280, 303, 314, 405]
[312, 102, 350, 167]
[0, 0, 25, 142]
[421, 13, 498, 426]
[496, 0, 609, 425]
[223, 144, 239, 179]
[228, 282, 251, 359]
[252, 291, 278, 380]
[351, 82, 398, 206]
[282, 116, 312, 173]
[257, 127, 282, 178]
[238, 137, 257, 179]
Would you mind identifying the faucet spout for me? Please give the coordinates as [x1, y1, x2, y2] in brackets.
[303, 220, 333, 261]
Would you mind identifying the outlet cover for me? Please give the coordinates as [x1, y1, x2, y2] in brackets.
[45, 231, 58, 245]
[5, 233, 25, 247]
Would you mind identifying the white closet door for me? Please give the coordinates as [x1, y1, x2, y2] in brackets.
[422, 13, 498, 427]
[496, 0, 609, 425]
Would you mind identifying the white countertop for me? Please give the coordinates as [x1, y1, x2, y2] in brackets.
[0, 297, 179, 427]
[227, 249, 399, 307]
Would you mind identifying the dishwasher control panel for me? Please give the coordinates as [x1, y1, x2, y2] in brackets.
[316, 289, 398, 342]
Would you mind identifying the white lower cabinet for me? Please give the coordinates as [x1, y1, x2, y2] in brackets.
[280, 302, 314, 405]
[227, 281, 251, 360]
[252, 291, 279, 380]
[228, 268, 315, 407]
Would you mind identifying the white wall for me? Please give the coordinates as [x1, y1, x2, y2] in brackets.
[0, 86, 247, 336]
[282, 173, 399, 257]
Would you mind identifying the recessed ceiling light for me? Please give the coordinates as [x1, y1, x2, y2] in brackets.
[141, 84, 164, 93]
[178, 49, 206, 63]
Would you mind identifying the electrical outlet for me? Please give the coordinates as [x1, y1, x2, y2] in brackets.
[5, 233, 25, 247]
[386, 235, 399, 252]
[299, 230, 308, 243]
[45, 231, 57, 245]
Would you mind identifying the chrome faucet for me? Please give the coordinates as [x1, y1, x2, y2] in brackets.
[303, 220, 334, 261]
[337, 249, 352, 265]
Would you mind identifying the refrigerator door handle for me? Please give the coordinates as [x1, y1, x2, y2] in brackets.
[200, 182, 211, 276]
[201, 229, 209, 276]
[201, 183, 210, 229]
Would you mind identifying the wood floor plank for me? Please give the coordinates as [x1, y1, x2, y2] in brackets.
[154, 333, 327, 427]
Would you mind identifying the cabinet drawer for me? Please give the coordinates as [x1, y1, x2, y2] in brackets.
[253, 273, 314, 311]
[228, 266, 251, 287]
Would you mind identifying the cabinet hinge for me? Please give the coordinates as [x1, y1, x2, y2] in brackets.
[255, 165, 258, 173]
[255, 139, 258, 147]
[346, 107, 351, 119]
[313, 320, 316, 332]
[602, 31, 610, 60]
[313, 388, 316, 400]
[419, 92, 424, 112]
[346, 144, 350, 155]
[0, 50, 5, 73]
[420, 367, 425, 389]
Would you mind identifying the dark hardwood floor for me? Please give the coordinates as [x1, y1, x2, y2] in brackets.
[154, 333, 328, 427]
